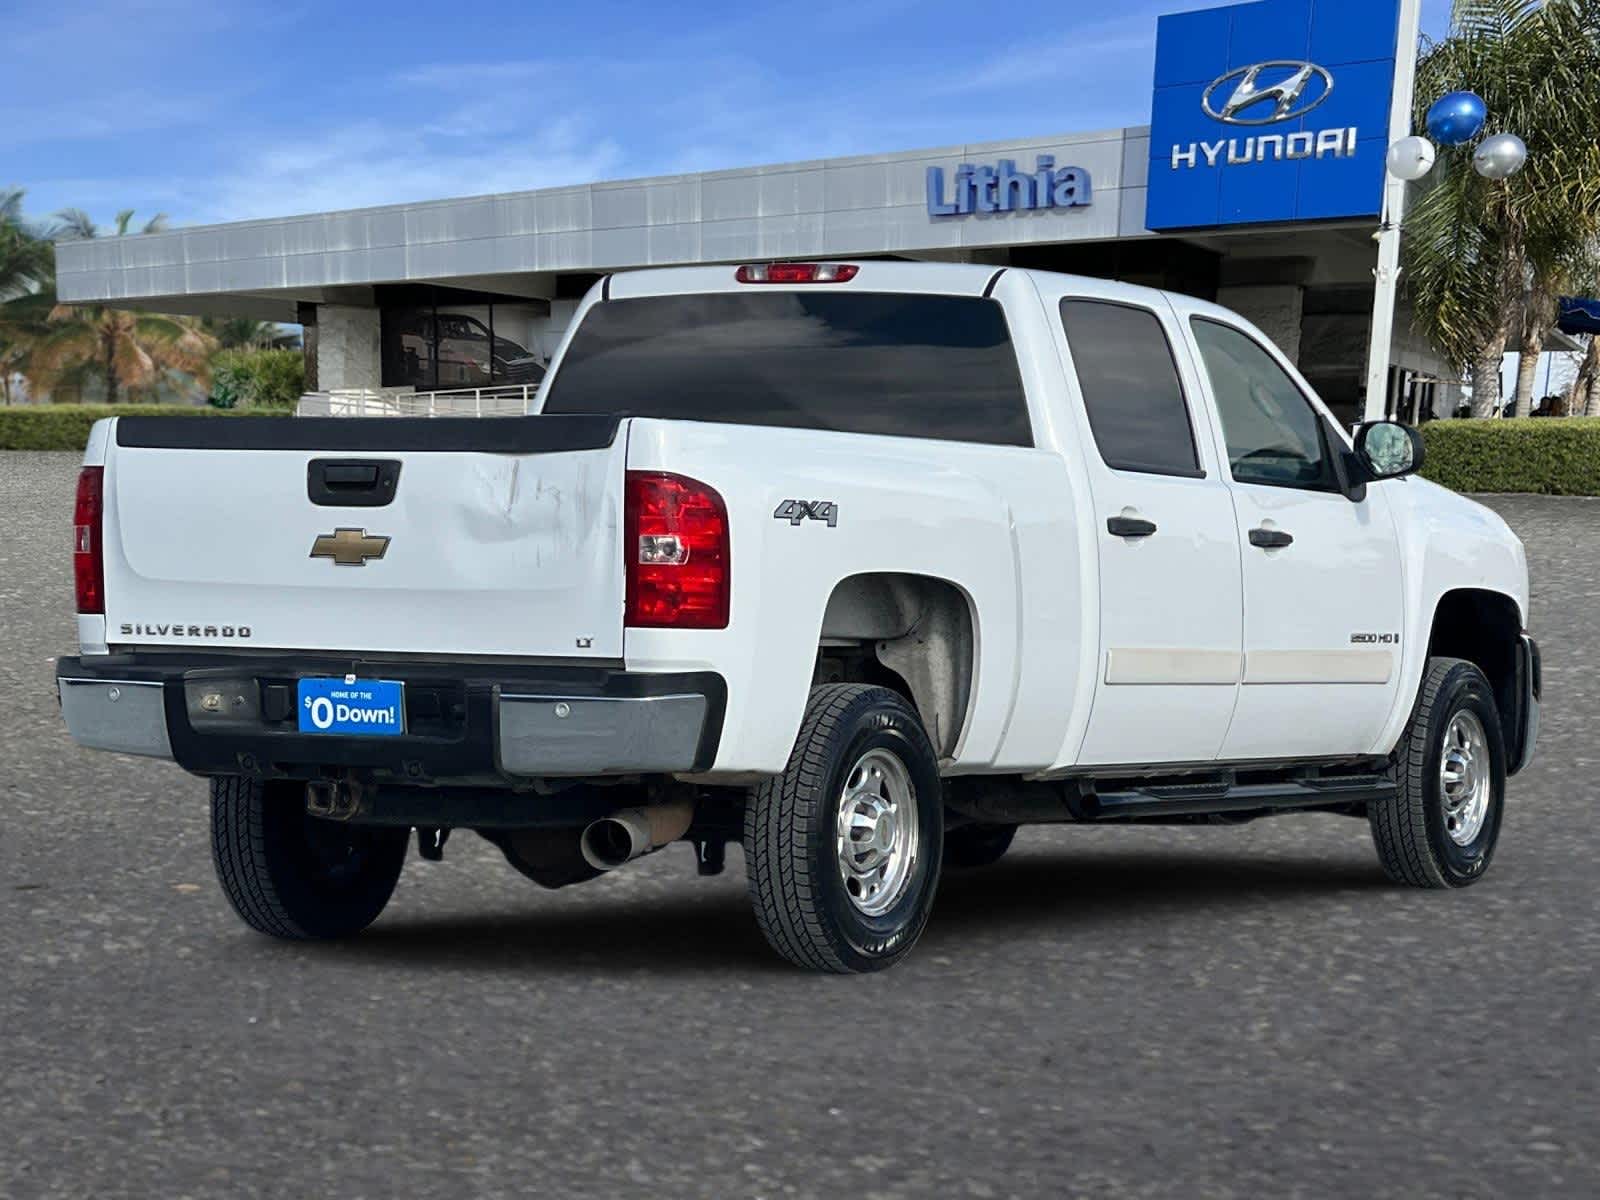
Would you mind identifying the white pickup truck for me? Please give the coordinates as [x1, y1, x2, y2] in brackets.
[57, 261, 1540, 973]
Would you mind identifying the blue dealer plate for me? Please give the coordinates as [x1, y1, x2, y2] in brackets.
[297, 677, 405, 737]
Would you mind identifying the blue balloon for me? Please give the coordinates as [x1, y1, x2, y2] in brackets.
[1427, 91, 1488, 146]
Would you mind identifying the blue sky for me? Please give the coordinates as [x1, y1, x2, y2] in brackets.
[2, 0, 1454, 230]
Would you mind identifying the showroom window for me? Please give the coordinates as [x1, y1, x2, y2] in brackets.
[379, 287, 548, 390]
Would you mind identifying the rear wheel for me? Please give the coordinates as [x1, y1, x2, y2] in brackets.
[1369, 657, 1505, 888]
[210, 776, 409, 939]
[744, 685, 943, 973]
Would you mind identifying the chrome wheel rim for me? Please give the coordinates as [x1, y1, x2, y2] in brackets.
[1439, 709, 1491, 847]
[836, 748, 919, 916]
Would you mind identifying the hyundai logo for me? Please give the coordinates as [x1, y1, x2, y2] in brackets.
[1202, 61, 1334, 125]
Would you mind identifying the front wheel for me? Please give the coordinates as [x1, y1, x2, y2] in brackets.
[744, 685, 943, 973]
[1369, 657, 1506, 888]
[210, 776, 409, 939]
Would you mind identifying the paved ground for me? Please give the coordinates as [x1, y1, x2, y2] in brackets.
[1, 450, 1595, 1199]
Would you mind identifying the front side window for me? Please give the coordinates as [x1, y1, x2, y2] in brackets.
[542, 291, 1032, 447]
[1190, 319, 1333, 489]
[1060, 299, 1200, 477]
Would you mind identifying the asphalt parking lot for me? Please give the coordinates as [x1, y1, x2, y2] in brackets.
[2, 450, 1595, 1199]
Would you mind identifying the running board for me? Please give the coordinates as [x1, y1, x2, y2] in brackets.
[1081, 775, 1394, 821]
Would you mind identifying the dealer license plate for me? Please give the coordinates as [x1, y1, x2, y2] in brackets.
[297, 676, 405, 737]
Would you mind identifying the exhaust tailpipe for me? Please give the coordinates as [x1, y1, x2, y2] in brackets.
[580, 800, 694, 871]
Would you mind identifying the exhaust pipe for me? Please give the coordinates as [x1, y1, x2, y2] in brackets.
[580, 800, 694, 871]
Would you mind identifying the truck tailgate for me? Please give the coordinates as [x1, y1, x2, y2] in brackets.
[102, 415, 627, 659]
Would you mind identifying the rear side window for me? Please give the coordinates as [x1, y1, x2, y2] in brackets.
[1189, 318, 1334, 490]
[542, 292, 1032, 447]
[1059, 299, 1200, 477]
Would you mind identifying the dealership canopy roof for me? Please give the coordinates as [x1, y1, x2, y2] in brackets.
[1559, 297, 1600, 336]
[52, 128, 1162, 322]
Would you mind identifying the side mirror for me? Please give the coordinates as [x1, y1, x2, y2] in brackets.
[1353, 420, 1424, 481]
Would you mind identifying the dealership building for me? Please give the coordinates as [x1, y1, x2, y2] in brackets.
[58, 0, 1460, 426]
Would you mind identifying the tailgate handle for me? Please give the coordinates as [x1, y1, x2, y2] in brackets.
[308, 458, 401, 507]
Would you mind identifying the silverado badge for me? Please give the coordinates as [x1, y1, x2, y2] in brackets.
[310, 528, 390, 566]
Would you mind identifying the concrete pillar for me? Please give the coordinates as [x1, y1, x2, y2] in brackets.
[1216, 283, 1305, 363]
[316, 305, 382, 391]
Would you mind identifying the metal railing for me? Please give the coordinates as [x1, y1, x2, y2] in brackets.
[296, 385, 539, 418]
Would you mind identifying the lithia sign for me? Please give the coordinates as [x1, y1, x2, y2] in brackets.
[926, 156, 1092, 217]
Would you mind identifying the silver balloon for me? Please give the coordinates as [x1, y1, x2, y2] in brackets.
[1385, 135, 1436, 181]
[1473, 133, 1527, 179]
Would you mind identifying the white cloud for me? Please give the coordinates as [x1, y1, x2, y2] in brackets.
[932, 15, 1157, 98]
[194, 117, 626, 222]
[393, 61, 553, 89]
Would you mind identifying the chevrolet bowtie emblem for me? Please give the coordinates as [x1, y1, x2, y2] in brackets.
[310, 527, 391, 566]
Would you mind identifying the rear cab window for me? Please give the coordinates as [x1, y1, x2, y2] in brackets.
[541, 291, 1033, 447]
[1059, 299, 1201, 477]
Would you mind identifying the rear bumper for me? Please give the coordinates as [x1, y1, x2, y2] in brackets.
[56, 652, 724, 783]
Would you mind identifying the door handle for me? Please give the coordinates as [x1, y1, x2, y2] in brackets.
[1248, 527, 1294, 549]
[1107, 516, 1158, 538]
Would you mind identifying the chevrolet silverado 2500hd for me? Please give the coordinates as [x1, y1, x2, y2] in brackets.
[57, 262, 1540, 973]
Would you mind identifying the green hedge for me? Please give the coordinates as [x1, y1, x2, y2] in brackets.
[0, 404, 287, 452]
[1420, 417, 1600, 495]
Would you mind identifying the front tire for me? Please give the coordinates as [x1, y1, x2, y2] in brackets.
[744, 685, 943, 973]
[1369, 657, 1505, 888]
[210, 776, 409, 939]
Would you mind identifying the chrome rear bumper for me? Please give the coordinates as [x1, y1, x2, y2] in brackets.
[56, 654, 723, 782]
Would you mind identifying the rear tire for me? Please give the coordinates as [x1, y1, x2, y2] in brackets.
[1369, 657, 1505, 888]
[744, 685, 943, 973]
[210, 776, 409, 939]
[944, 822, 1017, 869]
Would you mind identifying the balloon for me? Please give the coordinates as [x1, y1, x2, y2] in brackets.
[1426, 91, 1487, 146]
[1385, 135, 1437, 181]
[1473, 133, 1527, 179]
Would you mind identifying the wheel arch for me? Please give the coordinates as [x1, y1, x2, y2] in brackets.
[816, 572, 977, 761]
[1426, 587, 1525, 761]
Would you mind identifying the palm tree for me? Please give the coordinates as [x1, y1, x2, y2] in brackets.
[29, 308, 215, 404]
[202, 316, 288, 351]
[1403, 0, 1600, 417]
[0, 188, 56, 404]
[1, 189, 45, 298]
[51, 207, 169, 240]
[27, 208, 217, 403]
[1572, 336, 1598, 414]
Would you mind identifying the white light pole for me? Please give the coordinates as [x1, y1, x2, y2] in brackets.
[1364, 0, 1424, 422]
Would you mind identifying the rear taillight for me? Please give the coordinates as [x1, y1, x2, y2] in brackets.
[736, 262, 859, 284]
[74, 466, 105, 614]
[624, 471, 729, 629]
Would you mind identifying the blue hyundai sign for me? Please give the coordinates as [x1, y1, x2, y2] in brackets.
[1146, 0, 1402, 230]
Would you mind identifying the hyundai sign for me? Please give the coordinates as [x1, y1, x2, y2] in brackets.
[1146, 0, 1402, 230]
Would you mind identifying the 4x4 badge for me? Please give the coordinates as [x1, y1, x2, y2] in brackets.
[774, 499, 838, 528]
[310, 527, 390, 566]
